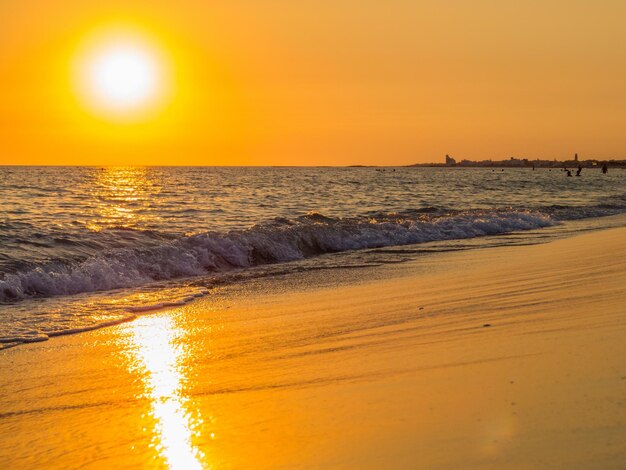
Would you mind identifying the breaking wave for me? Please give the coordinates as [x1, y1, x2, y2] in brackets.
[0, 208, 559, 302]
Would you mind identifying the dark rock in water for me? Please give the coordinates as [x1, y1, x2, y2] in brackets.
[482, 323, 492, 327]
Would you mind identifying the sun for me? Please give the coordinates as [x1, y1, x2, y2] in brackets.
[73, 28, 170, 121]
[90, 45, 158, 109]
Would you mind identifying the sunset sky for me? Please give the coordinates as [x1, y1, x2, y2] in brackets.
[1, 0, 626, 166]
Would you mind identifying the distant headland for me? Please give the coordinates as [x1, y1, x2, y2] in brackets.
[407, 154, 626, 168]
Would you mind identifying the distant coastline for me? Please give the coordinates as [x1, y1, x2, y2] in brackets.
[406, 154, 626, 168]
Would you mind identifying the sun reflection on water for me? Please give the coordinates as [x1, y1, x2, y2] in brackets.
[87, 166, 160, 231]
[127, 315, 205, 469]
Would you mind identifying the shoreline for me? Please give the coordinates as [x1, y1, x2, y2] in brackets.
[2, 226, 626, 467]
[4, 211, 626, 350]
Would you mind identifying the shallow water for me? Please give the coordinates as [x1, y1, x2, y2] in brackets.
[1, 166, 625, 347]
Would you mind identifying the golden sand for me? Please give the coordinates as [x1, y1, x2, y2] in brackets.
[2, 227, 626, 468]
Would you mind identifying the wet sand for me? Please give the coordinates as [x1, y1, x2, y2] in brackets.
[2, 227, 626, 468]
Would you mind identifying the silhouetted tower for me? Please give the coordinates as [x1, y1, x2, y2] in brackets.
[574, 153, 579, 162]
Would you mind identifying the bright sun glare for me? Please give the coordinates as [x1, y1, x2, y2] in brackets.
[74, 29, 169, 120]
[90, 45, 157, 108]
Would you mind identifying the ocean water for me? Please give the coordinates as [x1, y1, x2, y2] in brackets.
[1, 165, 625, 348]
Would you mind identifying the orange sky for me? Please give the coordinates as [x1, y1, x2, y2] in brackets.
[1, 0, 626, 166]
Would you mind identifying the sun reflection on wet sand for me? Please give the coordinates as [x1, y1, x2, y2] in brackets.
[127, 315, 204, 469]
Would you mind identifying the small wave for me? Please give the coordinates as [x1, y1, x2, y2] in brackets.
[0, 209, 557, 302]
[125, 291, 208, 312]
[0, 288, 210, 348]
[541, 204, 625, 220]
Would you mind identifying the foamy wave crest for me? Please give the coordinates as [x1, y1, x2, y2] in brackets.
[0, 209, 554, 302]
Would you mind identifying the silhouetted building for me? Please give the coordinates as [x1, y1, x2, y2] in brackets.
[445, 154, 456, 166]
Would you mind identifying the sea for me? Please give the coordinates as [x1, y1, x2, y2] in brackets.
[1, 165, 625, 349]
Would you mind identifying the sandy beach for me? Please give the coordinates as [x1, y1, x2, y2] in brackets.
[2, 225, 626, 469]
[4, 1, 626, 467]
